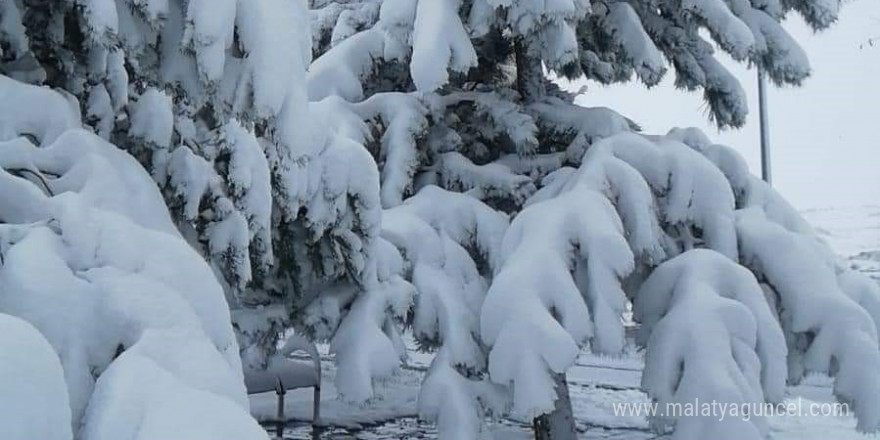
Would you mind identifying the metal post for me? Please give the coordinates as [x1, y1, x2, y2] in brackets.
[276, 382, 285, 440]
[758, 67, 772, 185]
[313, 385, 321, 426]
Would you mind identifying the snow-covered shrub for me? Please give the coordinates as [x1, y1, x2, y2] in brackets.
[0, 77, 266, 440]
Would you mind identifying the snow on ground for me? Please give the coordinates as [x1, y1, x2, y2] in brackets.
[802, 205, 880, 281]
[250, 346, 420, 430]
[249, 206, 880, 439]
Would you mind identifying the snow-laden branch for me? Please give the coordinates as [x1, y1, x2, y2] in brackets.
[737, 209, 880, 432]
[482, 127, 880, 438]
[382, 186, 509, 438]
[280, 96, 383, 284]
[600, 2, 667, 85]
[431, 152, 537, 205]
[309, 27, 386, 102]
[481, 187, 634, 418]
[311, 37, 434, 208]
[675, 126, 880, 433]
[634, 249, 787, 439]
[0, 76, 79, 146]
[351, 93, 430, 208]
[528, 97, 637, 162]
[305, 185, 511, 437]
[480, 131, 745, 420]
[409, 0, 477, 91]
[326, 272, 414, 402]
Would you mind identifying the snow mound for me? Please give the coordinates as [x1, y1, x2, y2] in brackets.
[0, 314, 72, 440]
[0, 77, 264, 440]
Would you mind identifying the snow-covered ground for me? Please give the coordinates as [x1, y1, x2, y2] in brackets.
[250, 206, 880, 439]
[802, 205, 880, 282]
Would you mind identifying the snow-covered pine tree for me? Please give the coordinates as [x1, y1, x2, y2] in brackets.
[0, 0, 390, 370]
[0, 77, 267, 439]
[308, 0, 880, 439]
[4, 1, 878, 440]
[1, 4, 506, 438]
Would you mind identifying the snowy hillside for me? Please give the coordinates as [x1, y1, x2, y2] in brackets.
[803, 206, 880, 282]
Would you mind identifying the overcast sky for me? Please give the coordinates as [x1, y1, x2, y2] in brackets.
[564, 0, 879, 210]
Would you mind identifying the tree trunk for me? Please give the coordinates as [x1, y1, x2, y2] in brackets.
[532, 372, 578, 440]
[514, 38, 545, 102]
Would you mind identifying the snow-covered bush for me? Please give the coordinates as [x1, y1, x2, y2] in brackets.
[0, 77, 266, 439]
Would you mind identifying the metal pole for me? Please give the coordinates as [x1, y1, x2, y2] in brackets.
[313, 385, 321, 427]
[758, 67, 772, 185]
[276, 383, 285, 439]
